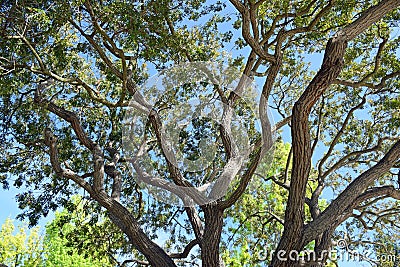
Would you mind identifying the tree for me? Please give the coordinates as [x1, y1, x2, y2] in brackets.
[0, 218, 43, 267]
[43, 196, 116, 267]
[1, 0, 400, 266]
[0, 200, 120, 267]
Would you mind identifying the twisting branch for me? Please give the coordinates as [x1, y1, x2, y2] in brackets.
[43, 128, 94, 195]
[229, 0, 276, 62]
[270, 0, 335, 50]
[124, 107, 205, 238]
[335, 0, 400, 41]
[334, 71, 400, 91]
[34, 84, 105, 192]
[220, 53, 280, 210]
[38, 97, 176, 266]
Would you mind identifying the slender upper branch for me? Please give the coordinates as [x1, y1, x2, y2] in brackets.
[317, 96, 367, 177]
[169, 239, 199, 259]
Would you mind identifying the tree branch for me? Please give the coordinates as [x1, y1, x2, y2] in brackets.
[317, 96, 367, 177]
[272, 1, 400, 264]
[303, 139, 400, 244]
[34, 86, 105, 192]
[43, 128, 94, 195]
[229, 0, 276, 62]
[169, 239, 199, 259]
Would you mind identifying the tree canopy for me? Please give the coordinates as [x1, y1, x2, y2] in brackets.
[0, 197, 119, 267]
[1, 0, 400, 266]
[0, 218, 43, 267]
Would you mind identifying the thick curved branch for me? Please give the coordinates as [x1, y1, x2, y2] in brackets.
[34, 87, 105, 192]
[335, 0, 400, 41]
[219, 56, 281, 209]
[303, 139, 400, 244]
[355, 186, 400, 207]
[209, 105, 243, 199]
[270, 1, 335, 50]
[126, 129, 205, 238]
[43, 127, 176, 265]
[43, 128, 94, 195]
[272, 1, 400, 264]
[273, 116, 292, 132]
[229, 0, 276, 62]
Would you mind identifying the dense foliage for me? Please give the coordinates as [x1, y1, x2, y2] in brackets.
[0, 201, 115, 267]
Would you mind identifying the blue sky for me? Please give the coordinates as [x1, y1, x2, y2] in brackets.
[0, 189, 20, 224]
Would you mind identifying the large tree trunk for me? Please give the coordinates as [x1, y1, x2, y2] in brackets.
[269, 1, 400, 265]
[201, 204, 225, 267]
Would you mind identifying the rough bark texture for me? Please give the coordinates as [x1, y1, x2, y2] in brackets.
[270, 38, 347, 267]
[39, 97, 177, 267]
[201, 205, 225, 267]
[96, 193, 178, 267]
[303, 139, 400, 244]
[269, 1, 400, 266]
